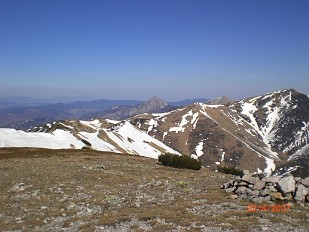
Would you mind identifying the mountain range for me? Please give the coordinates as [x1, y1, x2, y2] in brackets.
[0, 89, 308, 177]
[0, 97, 209, 130]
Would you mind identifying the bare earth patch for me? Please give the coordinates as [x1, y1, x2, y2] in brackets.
[0, 148, 308, 231]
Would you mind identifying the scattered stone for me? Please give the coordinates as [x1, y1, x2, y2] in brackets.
[11, 183, 28, 192]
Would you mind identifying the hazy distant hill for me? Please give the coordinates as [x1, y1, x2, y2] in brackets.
[83, 96, 177, 120]
[0, 99, 142, 129]
[0, 97, 210, 130]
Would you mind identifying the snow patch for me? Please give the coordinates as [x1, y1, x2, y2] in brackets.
[195, 141, 204, 157]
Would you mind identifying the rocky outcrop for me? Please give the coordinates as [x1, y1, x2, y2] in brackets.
[221, 171, 309, 204]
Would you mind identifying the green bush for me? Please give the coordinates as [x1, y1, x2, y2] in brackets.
[217, 166, 243, 176]
[158, 153, 202, 170]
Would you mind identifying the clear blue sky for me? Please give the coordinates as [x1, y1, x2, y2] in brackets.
[1, 0, 308, 101]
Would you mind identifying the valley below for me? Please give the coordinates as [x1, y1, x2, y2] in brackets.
[0, 148, 308, 231]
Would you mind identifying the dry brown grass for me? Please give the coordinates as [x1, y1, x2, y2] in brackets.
[0, 148, 308, 231]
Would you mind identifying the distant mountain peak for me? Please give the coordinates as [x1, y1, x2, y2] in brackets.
[143, 96, 168, 109]
[206, 96, 233, 105]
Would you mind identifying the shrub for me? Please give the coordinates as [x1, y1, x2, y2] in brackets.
[217, 166, 243, 176]
[158, 153, 202, 170]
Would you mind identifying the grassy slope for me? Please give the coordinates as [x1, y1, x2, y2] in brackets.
[0, 148, 308, 231]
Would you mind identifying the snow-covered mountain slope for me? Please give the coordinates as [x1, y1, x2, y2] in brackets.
[0, 128, 84, 149]
[130, 103, 277, 173]
[130, 89, 309, 175]
[231, 89, 309, 159]
[1, 89, 307, 176]
[0, 119, 179, 159]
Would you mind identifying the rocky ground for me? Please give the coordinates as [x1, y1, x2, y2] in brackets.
[0, 148, 308, 232]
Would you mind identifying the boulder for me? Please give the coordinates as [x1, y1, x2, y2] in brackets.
[262, 176, 281, 183]
[252, 197, 264, 204]
[258, 172, 268, 180]
[238, 181, 249, 187]
[243, 170, 250, 176]
[245, 188, 259, 198]
[235, 176, 242, 183]
[270, 192, 292, 201]
[294, 184, 308, 202]
[242, 175, 259, 185]
[301, 177, 309, 187]
[225, 187, 236, 193]
[266, 186, 277, 192]
[235, 186, 247, 195]
[278, 176, 295, 194]
[253, 180, 265, 191]
[260, 188, 272, 197]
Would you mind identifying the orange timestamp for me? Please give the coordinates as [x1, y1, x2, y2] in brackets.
[247, 203, 291, 213]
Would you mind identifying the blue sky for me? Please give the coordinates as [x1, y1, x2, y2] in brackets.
[1, 0, 308, 101]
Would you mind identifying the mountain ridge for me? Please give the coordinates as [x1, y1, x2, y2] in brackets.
[0, 88, 308, 176]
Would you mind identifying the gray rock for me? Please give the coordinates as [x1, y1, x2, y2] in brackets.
[294, 177, 302, 182]
[301, 177, 309, 187]
[252, 197, 264, 204]
[270, 192, 292, 201]
[11, 183, 26, 192]
[262, 176, 281, 183]
[278, 175, 295, 193]
[245, 188, 259, 198]
[242, 175, 259, 184]
[235, 186, 247, 195]
[264, 196, 271, 203]
[294, 184, 308, 202]
[243, 170, 250, 176]
[235, 176, 242, 183]
[253, 180, 266, 191]
[258, 172, 268, 179]
[266, 186, 277, 192]
[238, 181, 249, 186]
[225, 187, 236, 193]
[230, 194, 239, 199]
[260, 188, 272, 196]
